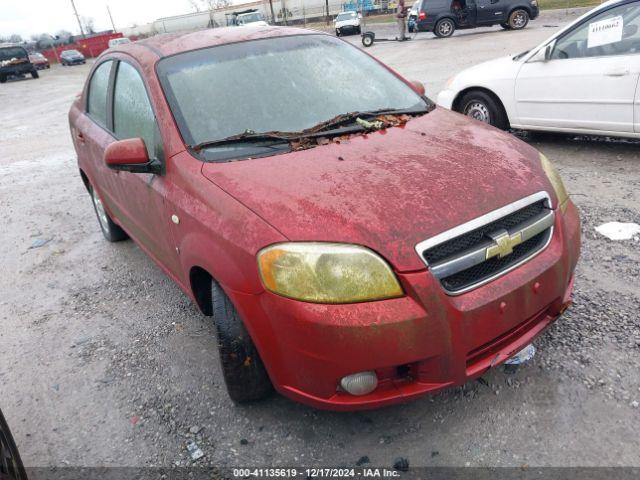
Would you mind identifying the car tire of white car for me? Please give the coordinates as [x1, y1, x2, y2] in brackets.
[434, 18, 456, 38]
[508, 9, 529, 29]
[458, 90, 509, 130]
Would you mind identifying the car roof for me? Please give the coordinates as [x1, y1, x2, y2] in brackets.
[119, 25, 319, 60]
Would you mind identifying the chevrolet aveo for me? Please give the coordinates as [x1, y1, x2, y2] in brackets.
[69, 26, 580, 410]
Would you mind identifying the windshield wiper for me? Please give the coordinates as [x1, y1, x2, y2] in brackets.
[190, 131, 295, 151]
[191, 105, 432, 152]
[309, 107, 430, 134]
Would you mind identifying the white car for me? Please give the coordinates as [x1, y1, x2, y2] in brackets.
[438, 0, 640, 138]
[235, 11, 269, 26]
[335, 11, 362, 36]
[108, 37, 131, 48]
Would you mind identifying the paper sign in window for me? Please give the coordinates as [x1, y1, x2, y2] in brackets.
[588, 15, 624, 48]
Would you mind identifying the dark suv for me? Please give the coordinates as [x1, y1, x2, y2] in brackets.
[0, 46, 39, 83]
[414, 0, 539, 37]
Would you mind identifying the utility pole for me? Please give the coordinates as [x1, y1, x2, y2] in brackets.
[106, 4, 117, 32]
[47, 35, 60, 64]
[268, 0, 275, 24]
[70, 0, 86, 38]
[325, 0, 330, 25]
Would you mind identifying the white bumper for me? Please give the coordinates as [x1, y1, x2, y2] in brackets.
[436, 88, 456, 110]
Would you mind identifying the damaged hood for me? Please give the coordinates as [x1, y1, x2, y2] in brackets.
[201, 108, 554, 272]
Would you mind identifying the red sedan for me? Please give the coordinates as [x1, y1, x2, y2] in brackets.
[68, 26, 580, 410]
[29, 52, 50, 70]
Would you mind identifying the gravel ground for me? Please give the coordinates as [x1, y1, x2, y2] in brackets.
[1, 8, 639, 470]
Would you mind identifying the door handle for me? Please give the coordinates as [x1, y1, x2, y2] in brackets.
[605, 69, 630, 77]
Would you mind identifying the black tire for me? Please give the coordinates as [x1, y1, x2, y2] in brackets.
[336, 28, 341, 36]
[31, 70, 39, 79]
[211, 281, 272, 403]
[362, 32, 375, 47]
[508, 8, 529, 29]
[458, 90, 509, 130]
[0, 409, 28, 480]
[434, 18, 455, 38]
[89, 184, 128, 242]
[356, 26, 361, 34]
[500, 22, 511, 29]
[46, 64, 50, 69]
[0, 75, 6, 84]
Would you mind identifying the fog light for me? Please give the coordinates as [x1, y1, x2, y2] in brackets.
[340, 371, 378, 396]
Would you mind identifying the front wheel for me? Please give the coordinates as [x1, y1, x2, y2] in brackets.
[31, 70, 39, 79]
[212, 281, 273, 403]
[458, 90, 509, 130]
[89, 185, 128, 242]
[508, 9, 529, 29]
[434, 18, 455, 38]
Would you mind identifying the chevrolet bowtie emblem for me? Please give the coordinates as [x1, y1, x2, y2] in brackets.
[486, 229, 523, 260]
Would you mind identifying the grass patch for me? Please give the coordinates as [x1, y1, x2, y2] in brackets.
[538, 0, 602, 10]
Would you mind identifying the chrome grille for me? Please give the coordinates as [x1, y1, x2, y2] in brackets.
[415, 192, 554, 295]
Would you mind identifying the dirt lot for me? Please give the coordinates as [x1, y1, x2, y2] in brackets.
[1, 9, 639, 470]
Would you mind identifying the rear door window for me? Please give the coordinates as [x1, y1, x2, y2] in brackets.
[87, 61, 113, 127]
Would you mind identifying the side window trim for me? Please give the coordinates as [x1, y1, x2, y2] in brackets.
[106, 59, 119, 131]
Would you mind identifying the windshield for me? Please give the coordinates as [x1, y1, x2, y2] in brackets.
[157, 34, 427, 150]
[238, 13, 262, 23]
[0, 47, 28, 61]
[337, 12, 356, 20]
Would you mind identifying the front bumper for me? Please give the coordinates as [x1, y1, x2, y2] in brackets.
[231, 200, 580, 410]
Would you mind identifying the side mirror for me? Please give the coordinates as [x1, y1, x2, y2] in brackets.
[410, 80, 425, 96]
[104, 138, 161, 174]
[544, 40, 555, 61]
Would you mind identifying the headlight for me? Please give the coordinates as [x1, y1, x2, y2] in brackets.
[445, 75, 456, 89]
[257, 243, 403, 304]
[540, 153, 569, 212]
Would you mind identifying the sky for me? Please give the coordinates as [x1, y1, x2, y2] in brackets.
[1, 0, 202, 38]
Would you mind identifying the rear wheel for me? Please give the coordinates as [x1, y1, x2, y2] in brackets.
[31, 70, 39, 79]
[362, 32, 375, 47]
[434, 18, 455, 38]
[508, 9, 529, 29]
[458, 90, 509, 130]
[211, 281, 273, 403]
[89, 185, 128, 242]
